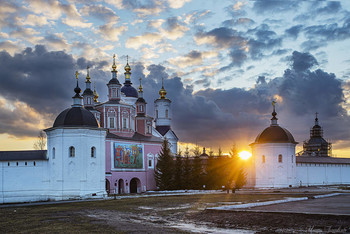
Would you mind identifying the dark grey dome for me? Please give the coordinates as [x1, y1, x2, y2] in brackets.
[254, 125, 297, 144]
[121, 84, 138, 97]
[82, 88, 94, 96]
[53, 107, 99, 128]
[136, 97, 146, 103]
[108, 78, 120, 85]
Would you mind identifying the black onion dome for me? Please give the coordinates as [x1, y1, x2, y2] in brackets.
[254, 126, 297, 144]
[108, 78, 120, 85]
[121, 84, 138, 97]
[53, 107, 99, 128]
[82, 88, 94, 96]
[136, 97, 146, 103]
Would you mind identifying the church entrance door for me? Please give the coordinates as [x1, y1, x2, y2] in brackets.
[130, 178, 141, 193]
[118, 179, 124, 194]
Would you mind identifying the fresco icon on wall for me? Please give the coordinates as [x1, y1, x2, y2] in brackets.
[114, 143, 143, 168]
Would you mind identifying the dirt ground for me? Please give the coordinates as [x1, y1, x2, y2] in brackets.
[1, 190, 350, 233]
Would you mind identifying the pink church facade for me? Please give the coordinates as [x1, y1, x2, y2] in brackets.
[81, 56, 177, 194]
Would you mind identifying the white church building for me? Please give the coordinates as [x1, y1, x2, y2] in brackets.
[248, 103, 350, 188]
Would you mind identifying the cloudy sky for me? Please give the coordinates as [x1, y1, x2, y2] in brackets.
[0, 0, 350, 156]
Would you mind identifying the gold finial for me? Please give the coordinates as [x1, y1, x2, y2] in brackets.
[112, 54, 117, 71]
[75, 71, 79, 80]
[86, 65, 91, 82]
[124, 55, 131, 74]
[138, 77, 143, 93]
[93, 81, 99, 102]
[272, 100, 276, 111]
[159, 78, 167, 99]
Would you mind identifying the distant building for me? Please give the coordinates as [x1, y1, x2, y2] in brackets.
[248, 104, 350, 188]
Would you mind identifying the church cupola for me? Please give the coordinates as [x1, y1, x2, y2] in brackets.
[72, 71, 83, 107]
[82, 66, 94, 108]
[301, 113, 332, 157]
[121, 56, 138, 103]
[107, 54, 121, 102]
[154, 78, 172, 127]
[136, 78, 146, 117]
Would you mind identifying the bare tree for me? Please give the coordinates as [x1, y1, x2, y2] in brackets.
[33, 131, 46, 150]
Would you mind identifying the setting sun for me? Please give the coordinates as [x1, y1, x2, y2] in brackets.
[238, 151, 252, 160]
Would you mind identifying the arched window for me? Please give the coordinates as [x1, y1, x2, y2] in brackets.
[165, 109, 168, 118]
[52, 147, 56, 159]
[278, 154, 282, 163]
[262, 155, 265, 163]
[69, 146, 75, 157]
[91, 147, 96, 158]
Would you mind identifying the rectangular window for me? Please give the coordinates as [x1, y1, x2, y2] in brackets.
[278, 154, 283, 163]
[109, 117, 115, 128]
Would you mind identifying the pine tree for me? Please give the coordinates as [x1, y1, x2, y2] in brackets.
[155, 139, 174, 190]
[182, 146, 192, 189]
[174, 150, 183, 189]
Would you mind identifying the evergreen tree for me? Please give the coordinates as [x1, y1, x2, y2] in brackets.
[155, 139, 174, 190]
[174, 150, 183, 189]
[235, 168, 247, 190]
[182, 146, 192, 189]
[191, 146, 203, 189]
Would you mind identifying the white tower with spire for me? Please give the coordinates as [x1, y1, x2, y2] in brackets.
[153, 80, 178, 155]
[107, 54, 122, 101]
[249, 102, 298, 188]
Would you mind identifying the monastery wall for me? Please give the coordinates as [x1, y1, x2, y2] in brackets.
[0, 160, 49, 204]
[296, 163, 350, 186]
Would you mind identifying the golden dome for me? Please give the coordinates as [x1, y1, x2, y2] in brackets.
[112, 54, 117, 71]
[159, 86, 167, 99]
[124, 55, 131, 73]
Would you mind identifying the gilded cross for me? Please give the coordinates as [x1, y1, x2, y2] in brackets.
[75, 71, 79, 80]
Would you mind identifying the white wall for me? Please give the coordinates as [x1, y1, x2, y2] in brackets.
[296, 163, 350, 186]
[154, 99, 171, 126]
[0, 127, 107, 204]
[251, 143, 297, 188]
[0, 160, 49, 204]
[46, 128, 106, 200]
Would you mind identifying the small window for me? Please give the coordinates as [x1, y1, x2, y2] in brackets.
[140, 105, 143, 112]
[109, 117, 115, 128]
[149, 160, 152, 167]
[52, 147, 56, 159]
[278, 154, 283, 163]
[16, 162, 18, 166]
[69, 146, 75, 157]
[34, 161, 36, 166]
[165, 109, 168, 118]
[123, 118, 127, 129]
[25, 162, 27, 166]
[262, 155, 265, 163]
[91, 147, 96, 158]
[8, 162, 10, 166]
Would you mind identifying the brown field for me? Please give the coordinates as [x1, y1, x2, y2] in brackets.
[0, 191, 349, 233]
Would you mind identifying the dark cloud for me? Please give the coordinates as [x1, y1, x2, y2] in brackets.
[1, 46, 349, 151]
[317, 1, 341, 14]
[285, 25, 303, 39]
[253, 0, 300, 13]
[290, 51, 318, 72]
[0, 45, 108, 137]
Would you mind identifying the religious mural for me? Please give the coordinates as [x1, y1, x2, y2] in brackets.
[114, 143, 143, 168]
